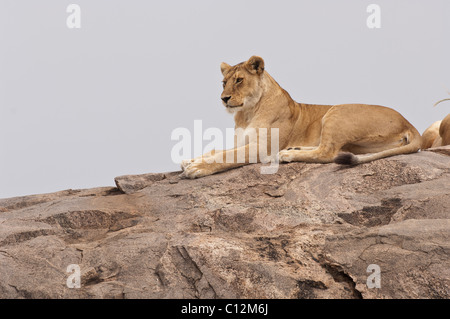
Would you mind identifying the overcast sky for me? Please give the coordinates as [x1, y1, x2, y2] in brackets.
[1, 0, 449, 198]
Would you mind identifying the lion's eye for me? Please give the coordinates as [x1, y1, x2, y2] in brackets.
[235, 78, 243, 84]
[222, 81, 226, 88]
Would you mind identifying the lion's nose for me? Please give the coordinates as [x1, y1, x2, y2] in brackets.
[221, 96, 231, 104]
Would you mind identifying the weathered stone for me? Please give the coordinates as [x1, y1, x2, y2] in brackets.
[424, 145, 450, 157]
[0, 146, 449, 298]
[114, 172, 168, 194]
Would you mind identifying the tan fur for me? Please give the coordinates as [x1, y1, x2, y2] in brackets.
[422, 114, 450, 148]
[440, 113, 450, 146]
[421, 120, 442, 149]
[181, 56, 422, 178]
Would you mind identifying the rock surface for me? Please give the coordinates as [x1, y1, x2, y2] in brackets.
[0, 147, 449, 299]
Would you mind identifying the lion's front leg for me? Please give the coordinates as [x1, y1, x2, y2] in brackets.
[181, 144, 255, 179]
[181, 160, 229, 179]
[180, 150, 216, 171]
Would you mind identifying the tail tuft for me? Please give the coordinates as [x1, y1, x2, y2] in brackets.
[334, 152, 359, 165]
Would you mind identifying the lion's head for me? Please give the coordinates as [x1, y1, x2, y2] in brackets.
[220, 56, 265, 113]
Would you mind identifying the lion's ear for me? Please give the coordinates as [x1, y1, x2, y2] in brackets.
[245, 56, 265, 75]
[220, 62, 231, 76]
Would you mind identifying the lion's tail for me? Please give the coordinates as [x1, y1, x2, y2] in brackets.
[334, 130, 422, 165]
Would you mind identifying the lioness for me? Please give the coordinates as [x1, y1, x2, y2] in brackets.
[421, 113, 450, 148]
[181, 56, 422, 178]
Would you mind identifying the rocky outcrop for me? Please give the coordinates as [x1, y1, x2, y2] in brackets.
[0, 147, 449, 299]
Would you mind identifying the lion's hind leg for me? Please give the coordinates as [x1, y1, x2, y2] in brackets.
[333, 129, 422, 165]
[286, 146, 318, 151]
[278, 145, 339, 164]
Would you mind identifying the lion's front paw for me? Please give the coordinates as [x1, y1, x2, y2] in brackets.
[180, 159, 194, 171]
[278, 149, 297, 163]
[180, 162, 214, 179]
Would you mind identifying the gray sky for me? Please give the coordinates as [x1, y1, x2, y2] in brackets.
[1, 0, 449, 199]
